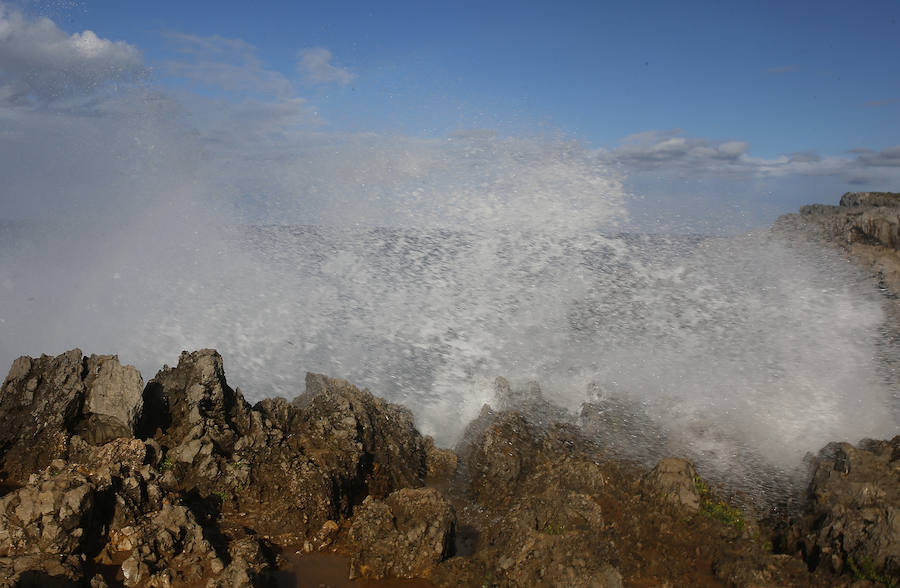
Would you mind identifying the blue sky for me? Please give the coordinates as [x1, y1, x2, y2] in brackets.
[2, 0, 900, 230]
[51, 0, 900, 153]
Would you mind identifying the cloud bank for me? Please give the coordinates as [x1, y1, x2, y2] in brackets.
[601, 129, 900, 188]
[0, 2, 143, 104]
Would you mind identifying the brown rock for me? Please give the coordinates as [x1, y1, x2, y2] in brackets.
[789, 437, 900, 582]
[347, 487, 455, 580]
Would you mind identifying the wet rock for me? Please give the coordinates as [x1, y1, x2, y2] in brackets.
[789, 437, 900, 582]
[481, 486, 614, 587]
[296, 373, 426, 495]
[642, 457, 701, 514]
[462, 409, 599, 509]
[347, 487, 455, 580]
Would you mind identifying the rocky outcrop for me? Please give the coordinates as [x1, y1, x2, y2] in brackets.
[0, 349, 434, 586]
[775, 191, 900, 293]
[227, 372, 427, 540]
[782, 437, 900, 583]
[0, 347, 897, 586]
[0, 350, 143, 486]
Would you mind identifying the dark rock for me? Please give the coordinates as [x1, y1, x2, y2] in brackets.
[788, 437, 900, 582]
[141, 349, 252, 452]
[0, 350, 143, 485]
[0, 350, 85, 485]
[228, 372, 427, 541]
[347, 487, 455, 580]
[0, 554, 85, 587]
[464, 411, 540, 507]
[478, 486, 620, 587]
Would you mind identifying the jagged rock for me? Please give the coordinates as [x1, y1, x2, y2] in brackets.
[115, 502, 221, 586]
[0, 350, 85, 485]
[294, 373, 426, 495]
[442, 408, 627, 587]
[347, 487, 455, 580]
[462, 410, 599, 508]
[788, 437, 900, 582]
[229, 373, 427, 540]
[81, 354, 144, 435]
[642, 458, 701, 514]
[0, 350, 143, 485]
[0, 464, 111, 562]
[140, 349, 252, 450]
[138, 350, 256, 501]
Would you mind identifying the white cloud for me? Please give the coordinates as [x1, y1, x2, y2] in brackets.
[0, 2, 143, 104]
[607, 130, 748, 171]
[297, 47, 356, 85]
[603, 129, 900, 188]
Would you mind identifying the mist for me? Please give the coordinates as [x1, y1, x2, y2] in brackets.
[1, 3, 897, 500]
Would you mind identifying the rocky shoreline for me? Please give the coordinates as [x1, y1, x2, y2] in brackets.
[774, 191, 900, 294]
[1, 193, 899, 587]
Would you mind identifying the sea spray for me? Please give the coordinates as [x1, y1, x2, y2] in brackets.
[0, 88, 896, 505]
